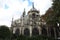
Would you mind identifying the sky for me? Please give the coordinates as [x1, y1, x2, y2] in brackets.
[0, 0, 52, 27]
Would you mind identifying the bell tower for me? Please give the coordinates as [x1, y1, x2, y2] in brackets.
[27, 2, 41, 36]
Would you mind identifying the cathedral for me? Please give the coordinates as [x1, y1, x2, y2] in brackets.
[10, 3, 58, 38]
[11, 3, 44, 36]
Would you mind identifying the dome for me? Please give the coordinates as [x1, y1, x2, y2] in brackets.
[28, 3, 39, 14]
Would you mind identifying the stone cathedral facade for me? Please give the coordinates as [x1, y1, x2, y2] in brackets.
[11, 3, 45, 36]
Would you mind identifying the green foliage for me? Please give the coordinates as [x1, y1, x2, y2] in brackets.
[45, 0, 60, 27]
[52, 0, 60, 22]
[0, 25, 55, 40]
[0, 25, 12, 39]
[11, 34, 55, 40]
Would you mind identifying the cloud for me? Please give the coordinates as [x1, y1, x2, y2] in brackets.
[0, 0, 52, 27]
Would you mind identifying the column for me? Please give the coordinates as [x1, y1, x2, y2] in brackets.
[30, 26, 32, 37]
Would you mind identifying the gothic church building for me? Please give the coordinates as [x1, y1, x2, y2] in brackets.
[11, 3, 56, 37]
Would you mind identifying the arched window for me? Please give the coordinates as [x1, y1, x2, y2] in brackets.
[42, 28, 47, 36]
[15, 28, 20, 36]
[32, 28, 39, 36]
[24, 28, 30, 36]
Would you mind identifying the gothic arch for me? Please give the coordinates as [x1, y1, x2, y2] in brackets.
[42, 28, 47, 36]
[32, 28, 39, 36]
[24, 28, 30, 36]
[15, 28, 20, 36]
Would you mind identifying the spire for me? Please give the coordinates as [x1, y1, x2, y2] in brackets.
[11, 17, 14, 32]
[32, 2, 34, 9]
[12, 17, 13, 22]
[12, 17, 14, 24]
[23, 8, 25, 17]
[11, 17, 14, 26]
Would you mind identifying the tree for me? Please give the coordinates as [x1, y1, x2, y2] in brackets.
[53, 0, 60, 37]
[44, 0, 60, 26]
[0, 25, 11, 39]
[44, 0, 60, 38]
[52, 0, 60, 25]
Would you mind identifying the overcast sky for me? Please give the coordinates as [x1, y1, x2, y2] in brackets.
[0, 0, 52, 27]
